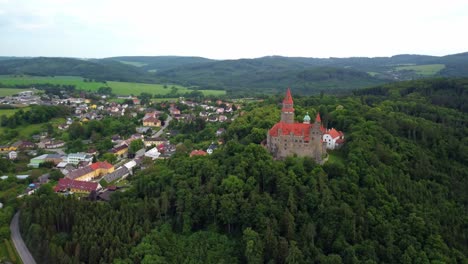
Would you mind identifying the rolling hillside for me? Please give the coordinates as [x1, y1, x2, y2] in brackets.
[1, 52, 468, 95]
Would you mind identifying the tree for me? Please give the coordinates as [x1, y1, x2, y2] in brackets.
[129, 139, 144, 155]
[100, 153, 117, 164]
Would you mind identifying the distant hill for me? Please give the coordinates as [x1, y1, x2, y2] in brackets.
[154, 57, 385, 94]
[0, 57, 152, 82]
[104, 56, 214, 72]
[1, 52, 468, 95]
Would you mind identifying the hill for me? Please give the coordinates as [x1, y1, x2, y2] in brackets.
[0, 57, 152, 82]
[105, 56, 214, 72]
[19, 77, 468, 263]
[2, 52, 468, 95]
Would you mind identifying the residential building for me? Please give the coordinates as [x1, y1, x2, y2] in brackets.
[54, 178, 101, 194]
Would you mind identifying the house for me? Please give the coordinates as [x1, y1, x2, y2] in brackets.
[110, 144, 128, 157]
[218, 115, 228, 122]
[8, 151, 17, 160]
[216, 128, 226, 136]
[322, 128, 345, 150]
[67, 153, 94, 165]
[28, 154, 63, 168]
[144, 147, 160, 160]
[142, 111, 162, 127]
[216, 108, 225, 114]
[103, 167, 130, 183]
[136, 127, 152, 134]
[0, 145, 15, 152]
[20, 141, 36, 149]
[206, 143, 217, 155]
[55, 178, 101, 194]
[144, 137, 167, 147]
[190, 150, 207, 157]
[169, 107, 181, 116]
[66, 161, 114, 182]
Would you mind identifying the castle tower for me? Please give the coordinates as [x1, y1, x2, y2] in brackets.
[281, 88, 295, 123]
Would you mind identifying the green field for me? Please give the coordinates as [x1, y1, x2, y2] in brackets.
[0, 117, 65, 138]
[0, 75, 226, 97]
[395, 64, 445, 76]
[0, 107, 31, 117]
[0, 75, 105, 90]
[106, 81, 189, 95]
[0, 88, 29, 96]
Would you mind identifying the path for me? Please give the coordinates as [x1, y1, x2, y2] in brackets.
[10, 211, 37, 264]
[153, 115, 173, 138]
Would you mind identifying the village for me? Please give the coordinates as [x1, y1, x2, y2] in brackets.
[0, 88, 240, 200]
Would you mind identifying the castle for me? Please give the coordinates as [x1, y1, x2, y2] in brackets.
[266, 88, 344, 163]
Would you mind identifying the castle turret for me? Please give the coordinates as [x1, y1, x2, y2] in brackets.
[281, 88, 294, 123]
[303, 112, 311, 124]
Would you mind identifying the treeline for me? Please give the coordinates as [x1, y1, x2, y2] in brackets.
[0, 105, 70, 128]
[20, 78, 467, 263]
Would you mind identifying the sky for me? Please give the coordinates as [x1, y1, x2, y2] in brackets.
[0, 0, 467, 59]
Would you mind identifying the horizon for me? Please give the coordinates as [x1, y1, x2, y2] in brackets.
[1, 51, 467, 61]
[1, 0, 467, 59]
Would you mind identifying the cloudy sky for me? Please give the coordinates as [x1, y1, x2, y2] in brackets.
[0, 0, 467, 59]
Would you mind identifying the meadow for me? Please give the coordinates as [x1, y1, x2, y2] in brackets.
[0, 75, 104, 90]
[0, 75, 226, 96]
[0, 118, 65, 138]
[0, 88, 29, 97]
[395, 64, 445, 76]
[0, 107, 31, 117]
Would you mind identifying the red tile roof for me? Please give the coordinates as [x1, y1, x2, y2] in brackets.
[326, 128, 342, 139]
[90, 161, 113, 170]
[315, 113, 321, 123]
[55, 178, 99, 192]
[283, 88, 293, 104]
[190, 150, 207, 157]
[269, 122, 314, 141]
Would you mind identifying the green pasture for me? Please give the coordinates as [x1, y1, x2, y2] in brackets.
[0, 88, 28, 97]
[0, 75, 105, 90]
[395, 64, 445, 76]
[0, 75, 226, 97]
[107, 82, 226, 96]
[106, 81, 189, 95]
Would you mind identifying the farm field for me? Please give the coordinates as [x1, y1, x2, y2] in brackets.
[0, 76, 226, 96]
[106, 81, 189, 95]
[0, 88, 28, 96]
[395, 64, 445, 76]
[0, 75, 105, 90]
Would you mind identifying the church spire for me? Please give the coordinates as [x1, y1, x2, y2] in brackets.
[281, 88, 294, 123]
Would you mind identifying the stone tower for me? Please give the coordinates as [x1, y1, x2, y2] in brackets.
[281, 88, 294, 124]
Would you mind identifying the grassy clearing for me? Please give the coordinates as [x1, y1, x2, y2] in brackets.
[118, 61, 147, 67]
[198, 89, 226, 96]
[0, 117, 65, 138]
[0, 107, 31, 117]
[151, 98, 178, 103]
[0, 88, 28, 96]
[0, 75, 106, 90]
[395, 64, 445, 76]
[367, 72, 379, 77]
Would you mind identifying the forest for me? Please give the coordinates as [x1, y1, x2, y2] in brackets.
[19, 78, 467, 263]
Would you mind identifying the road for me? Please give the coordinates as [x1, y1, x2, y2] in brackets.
[10, 211, 37, 264]
[153, 115, 172, 138]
